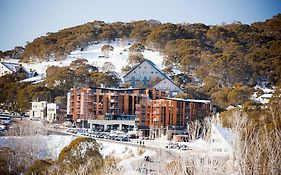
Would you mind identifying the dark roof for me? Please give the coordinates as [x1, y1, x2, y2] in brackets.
[123, 59, 171, 80]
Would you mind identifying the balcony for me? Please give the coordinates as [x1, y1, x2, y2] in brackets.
[153, 118, 159, 122]
[153, 111, 159, 114]
[135, 111, 141, 115]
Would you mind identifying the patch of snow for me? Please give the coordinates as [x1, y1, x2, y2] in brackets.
[12, 41, 164, 79]
[259, 93, 273, 98]
[0, 135, 76, 160]
[98, 140, 155, 174]
[254, 85, 275, 93]
[21, 74, 45, 83]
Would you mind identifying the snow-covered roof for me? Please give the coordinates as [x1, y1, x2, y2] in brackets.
[153, 78, 183, 92]
[21, 74, 45, 83]
[163, 97, 211, 104]
[259, 93, 273, 98]
[123, 59, 170, 80]
[226, 105, 235, 110]
[254, 85, 275, 94]
[1, 62, 28, 73]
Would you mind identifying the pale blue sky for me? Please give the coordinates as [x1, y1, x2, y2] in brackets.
[0, 0, 281, 51]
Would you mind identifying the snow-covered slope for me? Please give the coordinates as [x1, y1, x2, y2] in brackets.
[0, 135, 76, 160]
[18, 41, 164, 77]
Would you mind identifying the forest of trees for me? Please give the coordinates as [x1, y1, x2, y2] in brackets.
[16, 14, 280, 88]
[0, 14, 280, 110]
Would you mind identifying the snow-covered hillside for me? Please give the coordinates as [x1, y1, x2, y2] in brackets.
[0, 135, 76, 160]
[18, 41, 164, 78]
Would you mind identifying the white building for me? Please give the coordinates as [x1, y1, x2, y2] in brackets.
[30, 101, 58, 122]
[210, 123, 234, 160]
[47, 103, 57, 123]
[0, 62, 28, 77]
[123, 59, 182, 95]
[30, 101, 47, 120]
[123, 59, 168, 87]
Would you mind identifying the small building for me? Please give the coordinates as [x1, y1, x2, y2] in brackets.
[46, 103, 57, 123]
[30, 101, 47, 121]
[0, 62, 29, 77]
[30, 101, 58, 123]
[210, 123, 234, 160]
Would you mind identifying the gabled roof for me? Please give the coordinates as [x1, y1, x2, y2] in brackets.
[212, 123, 234, 146]
[1, 62, 28, 74]
[123, 59, 171, 80]
[153, 78, 183, 92]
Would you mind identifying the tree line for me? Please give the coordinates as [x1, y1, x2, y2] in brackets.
[1, 14, 280, 109]
[0, 59, 120, 112]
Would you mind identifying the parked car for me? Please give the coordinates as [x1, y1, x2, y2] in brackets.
[62, 121, 73, 128]
[110, 135, 118, 140]
[121, 137, 130, 142]
[66, 128, 77, 134]
[103, 134, 110, 139]
[180, 145, 190, 150]
[116, 136, 124, 141]
[89, 133, 97, 137]
[0, 125, 7, 131]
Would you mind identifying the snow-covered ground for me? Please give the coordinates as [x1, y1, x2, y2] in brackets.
[99, 141, 155, 174]
[9, 41, 164, 79]
[0, 135, 76, 159]
[0, 134, 156, 174]
[68, 41, 164, 77]
[0, 132, 233, 174]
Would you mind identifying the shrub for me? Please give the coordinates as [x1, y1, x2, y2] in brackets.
[25, 159, 53, 175]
